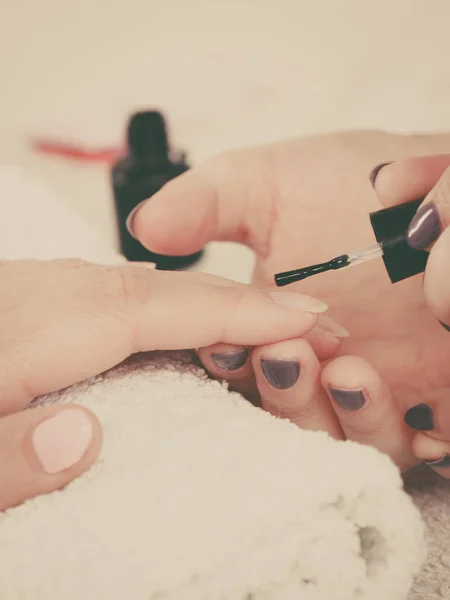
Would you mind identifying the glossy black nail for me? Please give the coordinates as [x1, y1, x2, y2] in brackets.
[406, 201, 441, 250]
[211, 349, 249, 371]
[369, 161, 393, 188]
[261, 359, 300, 389]
[425, 455, 450, 468]
[439, 321, 450, 332]
[404, 403, 435, 431]
[329, 387, 366, 411]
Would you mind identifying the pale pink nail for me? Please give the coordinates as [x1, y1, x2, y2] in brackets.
[318, 315, 350, 338]
[32, 410, 94, 474]
[125, 200, 147, 237]
[269, 292, 328, 313]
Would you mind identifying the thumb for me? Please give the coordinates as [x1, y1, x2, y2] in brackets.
[371, 158, 450, 327]
[370, 154, 450, 208]
[128, 149, 273, 255]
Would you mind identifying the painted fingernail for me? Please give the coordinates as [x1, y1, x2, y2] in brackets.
[269, 292, 328, 313]
[404, 403, 434, 431]
[407, 201, 441, 250]
[369, 161, 393, 189]
[32, 409, 94, 474]
[439, 321, 450, 332]
[425, 455, 450, 468]
[126, 201, 147, 237]
[211, 349, 249, 371]
[329, 387, 366, 411]
[261, 359, 300, 389]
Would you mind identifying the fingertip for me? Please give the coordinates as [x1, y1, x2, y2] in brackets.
[412, 432, 450, 478]
[132, 183, 217, 255]
[321, 355, 377, 390]
[424, 226, 450, 326]
[371, 155, 450, 207]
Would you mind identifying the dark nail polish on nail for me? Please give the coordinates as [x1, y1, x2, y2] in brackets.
[404, 403, 435, 431]
[329, 387, 366, 411]
[211, 349, 249, 371]
[369, 161, 393, 188]
[261, 359, 300, 389]
[406, 201, 441, 250]
[425, 455, 450, 468]
[439, 321, 450, 332]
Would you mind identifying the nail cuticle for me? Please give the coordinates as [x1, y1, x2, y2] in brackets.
[329, 386, 367, 412]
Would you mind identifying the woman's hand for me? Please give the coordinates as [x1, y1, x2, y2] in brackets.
[128, 130, 450, 475]
[0, 258, 332, 510]
[370, 156, 450, 473]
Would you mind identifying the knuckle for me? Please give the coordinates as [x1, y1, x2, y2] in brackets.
[89, 266, 155, 315]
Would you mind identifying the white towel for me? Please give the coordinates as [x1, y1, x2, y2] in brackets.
[0, 166, 434, 599]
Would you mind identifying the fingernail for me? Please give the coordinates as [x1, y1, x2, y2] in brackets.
[269, 292, 328, 314]
[369, 161, 393, 189]
[329, 387, 366, 411]
[126, 201, 147, 237]
[425, 455, 450, 468]
[406, 201, 441, 250]
[404, 403, 435, 431]
[32, 409, 94, 474]
[440, 321, 450, 332]
[318, 315, 350, 338]
[211, 349, 249, 371]
[261, 359, 300, 389]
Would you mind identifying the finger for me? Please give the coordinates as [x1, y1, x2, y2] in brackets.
[423, 226, 450, 327]
[127, 149, 272, 255]
[370, 154, 450, 207]
[197, 343, 258, 403]
[0, 406, 101, 510]
[412, 432, 450, 479]
[403, 388, 450, 441]
[0, 267, 326, 412]
[252, 338, 343, 439]
[322, 356, 416, 471]
[303, 315, 349, 361]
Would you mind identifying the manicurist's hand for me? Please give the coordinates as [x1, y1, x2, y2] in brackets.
[370, 155, 450, 475]
[0, 258, 335, 510]
[128, 130, 450, 475]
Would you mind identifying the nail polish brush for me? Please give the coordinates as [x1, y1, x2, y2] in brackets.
[275, 198, 428, 287]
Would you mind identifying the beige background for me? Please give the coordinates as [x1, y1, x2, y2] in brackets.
[1, 0, 450, 280]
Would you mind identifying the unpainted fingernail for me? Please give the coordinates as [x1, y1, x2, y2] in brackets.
[404, 403, 435, 431]
[406, 201, 441, 250]
[32, 409, 94, 474]
[126, 201, 147, 237]
[261, 359, 300, 390]
[268, 292, 328, 313]
[211, 349, 249, 371]
[369, 161, 393, 189]
[440, 321, 450, 332]
[329, 387, 366, 411]
[425, 455, 450, 468]
[318, 316, 350, 338]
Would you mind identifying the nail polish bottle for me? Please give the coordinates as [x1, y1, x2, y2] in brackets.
[111, 110, 204, 269]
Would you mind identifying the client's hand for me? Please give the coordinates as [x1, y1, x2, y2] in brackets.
[0, 258, 332, 510]
[128, 130, 450, 475]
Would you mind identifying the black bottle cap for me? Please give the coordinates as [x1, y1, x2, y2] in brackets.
[369, 198, 429, 283]
[127, 111, 170, 161]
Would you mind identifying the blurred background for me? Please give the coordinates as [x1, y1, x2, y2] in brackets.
[1, 0, 450, 278]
